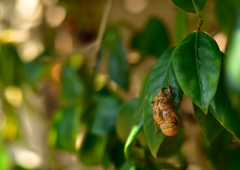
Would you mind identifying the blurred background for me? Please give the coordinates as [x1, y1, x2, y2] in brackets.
[0, 0, 240, 169]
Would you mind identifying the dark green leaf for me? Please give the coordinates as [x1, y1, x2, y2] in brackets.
[157, 123, 184, 158]
[79, 133, 109, 166]
[91, 94, 121, 135]
[99, 27, 129, 89]
[173, 31, 221, 113]
[131, 17, 170, 57]
[53, 105, 81, 151]
[170, 0, 207, 13]
[215, 0, 240, 35]
[0, 43, 24, 87]
[61, 63, 84, 104]
[108, 29, 129, 89]
[116, 99, 138, 142]
[209, 80, 240, 139]
[143, 47, 183, 158]
[174, 9, 188, 44]
[193, 104, 223, 144]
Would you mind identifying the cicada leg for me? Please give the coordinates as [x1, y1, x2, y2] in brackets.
[171, 99, 183, 107]
[167, 85, 173, 100]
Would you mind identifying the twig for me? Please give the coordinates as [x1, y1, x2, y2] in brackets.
[79, 0, 114, 54]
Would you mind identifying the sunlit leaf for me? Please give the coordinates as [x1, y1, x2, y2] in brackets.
[209, 80, 240, 139]
[174, 9, 188, 44]
[170, 0, 207, 13]
[226, 10, 240, 91]
[116, 99, 138, 142]
[53, 105, 81, 151]
[193, 104, 223, 144]
[0, 140, 11, 170]
[91, 94, 121, 135]
[61, 63, 84, 104]
[173, 31, 221, 113]
[124, 74, 149, 162]
[79, 133, 109, 166]
[131, 17, 170, 57]
[143, 47, 183, 158]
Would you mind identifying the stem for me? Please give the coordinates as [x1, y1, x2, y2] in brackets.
[192, 0, 204, 31]
[95, 0, 114, 52]
[197, 18, 203, 31]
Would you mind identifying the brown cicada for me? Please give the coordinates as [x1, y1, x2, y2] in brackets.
[150, 86, 182, 136]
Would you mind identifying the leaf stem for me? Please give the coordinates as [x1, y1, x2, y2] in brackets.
[192, 0, 204, 31]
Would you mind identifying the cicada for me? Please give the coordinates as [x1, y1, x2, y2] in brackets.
[150, 86, 182, 136]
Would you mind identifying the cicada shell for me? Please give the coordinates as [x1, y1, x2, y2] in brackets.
[150, 86, 182, 136]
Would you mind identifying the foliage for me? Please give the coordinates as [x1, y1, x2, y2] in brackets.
[1, 0, 240, 170]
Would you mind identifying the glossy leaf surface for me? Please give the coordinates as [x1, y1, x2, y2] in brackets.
[143, 47, 183, 158]
[171, 0, 207, 13]
[210, 81, 240, 139]
[131, 17, 170, 57]
[91, 94, 121, 135]
[173, 31, 221, 113]
[157, 123, 184, 158]
[194, 104, 223, 144]
[116, 99, 138, 142]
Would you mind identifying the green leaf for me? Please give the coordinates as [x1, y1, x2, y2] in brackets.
[108, 29, 130, 89]
[99, 27, 129, 89]
[0, 43, 24, 87]
[79, 133, 109, 166]
[91, 94, 121, 135]
[131, 17, 170, 57]
[174, 9, 188, 44]
[226, 10, 240, 91]
[193, 104, 223, 144]
[173, 31, 221, 113]
[116, 99, 138, 142]
[124, 74, 150, 162]
[209, 80, 240, 139]
[215, 0, 240, 35]
[61, 63, 84, 104]
[119, 162, 136, 170]
[157, 124, 184, 158]
[53, 105, 81, 151]
[0, 140, 11, 170]
[124, 125, 142, 162]
[143, 47, 183, 158]
[24, 52, 50, 86]
[170, 0, 207, 13]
